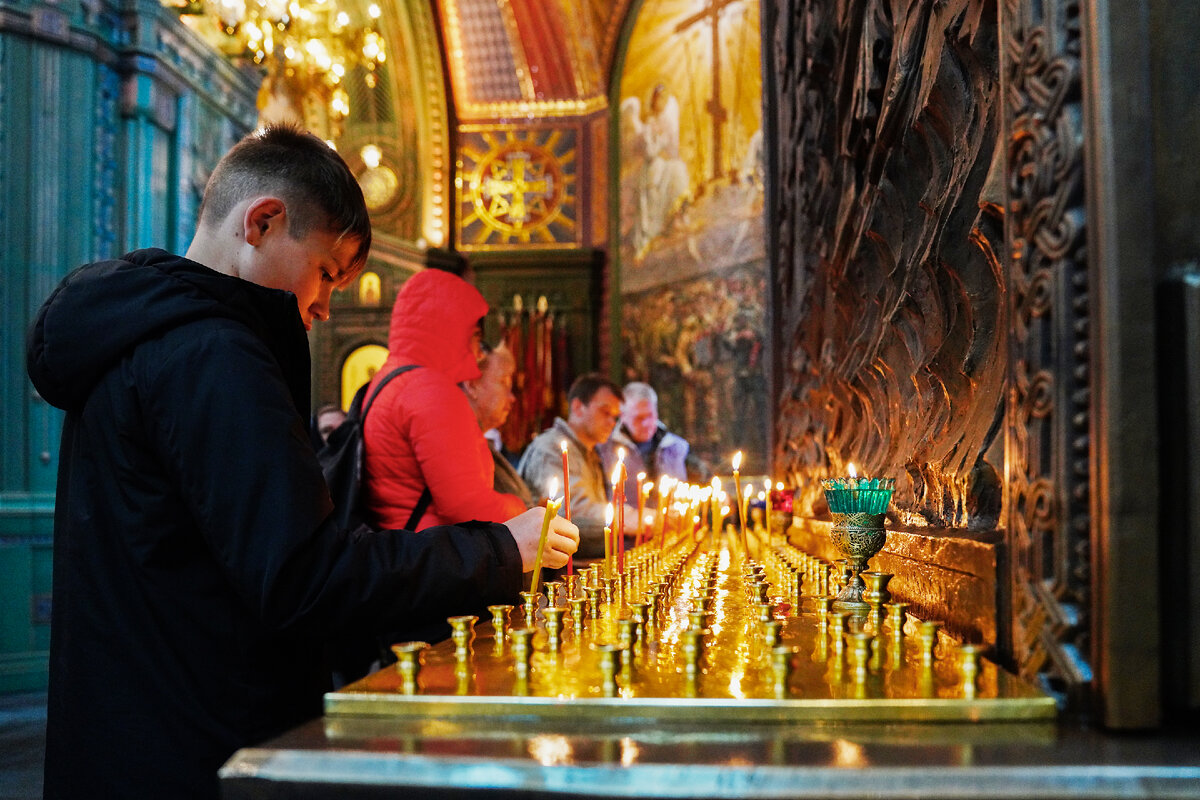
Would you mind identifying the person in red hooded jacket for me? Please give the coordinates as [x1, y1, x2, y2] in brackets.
[363, 267, 527, 530]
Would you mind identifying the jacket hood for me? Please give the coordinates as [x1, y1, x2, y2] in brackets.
[27, 248, 307, 412]
[386, 268, 488, 384]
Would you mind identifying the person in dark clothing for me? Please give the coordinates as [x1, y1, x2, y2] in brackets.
[315, 402, 348, 444]
[26, 125, 577, 800]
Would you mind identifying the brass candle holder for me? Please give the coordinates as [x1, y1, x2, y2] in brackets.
[821, 473, 895, 617]
[390, 641, 428, 695]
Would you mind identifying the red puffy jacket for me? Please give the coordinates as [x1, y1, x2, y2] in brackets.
[363, 269, 526, 530]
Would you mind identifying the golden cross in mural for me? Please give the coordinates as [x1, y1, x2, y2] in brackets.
[480, 151, 554, 227]
[675, 0, 742, 182]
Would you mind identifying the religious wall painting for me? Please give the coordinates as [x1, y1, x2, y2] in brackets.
[620, 266, 769, 474]
[616, 0, 767, 471]
[457, 126, 579, 249]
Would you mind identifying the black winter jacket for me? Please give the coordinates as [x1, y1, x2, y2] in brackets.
[27, 249, 523, 799]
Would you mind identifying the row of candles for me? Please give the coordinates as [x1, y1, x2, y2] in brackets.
[529, 446, 794, 596]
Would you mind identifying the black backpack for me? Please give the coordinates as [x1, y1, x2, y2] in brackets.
[317, 364, 431, 531]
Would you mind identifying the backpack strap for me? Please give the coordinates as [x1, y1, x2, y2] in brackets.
[360, 364, 420, 419]
[359, 364, 432, 532]
[405, 488, 433, 531]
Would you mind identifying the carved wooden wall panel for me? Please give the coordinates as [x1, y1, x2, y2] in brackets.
[766, 0, 1096, 708]
[767, 0, 1005, 529]
[999, 0, 1092, 707]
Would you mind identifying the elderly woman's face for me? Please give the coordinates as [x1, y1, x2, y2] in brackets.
[468, 350, 516, 431]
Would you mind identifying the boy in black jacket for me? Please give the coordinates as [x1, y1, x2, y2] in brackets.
[27, 125, 577, 799]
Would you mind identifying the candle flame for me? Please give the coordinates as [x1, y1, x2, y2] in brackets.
[637, 471, 646, 482]
[642, 480, 654, 496]
[659, 474, 674, 494]
[559, 438, 568, 453]
[711, 476, 722, 491]
[775, 481, 784, 491]
[547, 477, 558, 501]
[848, 462, 858, 478]
[605, 503, 614, 526]
[732, 451, 743, 471]
[617, 446, 626, 463]
[763, 479, 771, 493]
[611, 463, 623, 486]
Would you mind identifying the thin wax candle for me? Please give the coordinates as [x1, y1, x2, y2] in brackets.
[560, 439, 572, 576]
[635, 471, 647, 546]
[732, 451, 747, 552]
[603, 503, 614, 580]
[528, 478, 561, 595]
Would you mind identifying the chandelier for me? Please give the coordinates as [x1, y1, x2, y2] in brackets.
[166, 0, 386, 138]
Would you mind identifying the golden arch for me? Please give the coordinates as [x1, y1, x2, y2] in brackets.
[359, 272, 382, 306]
[340, 344, 389, 410]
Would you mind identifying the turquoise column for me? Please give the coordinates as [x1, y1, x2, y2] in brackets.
[0, 0, 258, 692]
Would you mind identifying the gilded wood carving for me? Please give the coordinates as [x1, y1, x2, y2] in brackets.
[1000, 0, 1092, 706]
[766, 0, 1093, 706]
[768, 0, 1004, 528]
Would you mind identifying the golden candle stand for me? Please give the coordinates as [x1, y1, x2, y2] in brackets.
[329, 533, 1054, 724]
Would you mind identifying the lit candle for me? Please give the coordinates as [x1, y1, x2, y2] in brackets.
[560, 439, 572, 576]
[603, 503, 614, 580]
[657, 475, 673, 550]
[635, 471, 647, 546]
[701, 487, 714, 545]
[763, 479, 773, 542]
[615, 449, 627, 571]
[618, 463, 628, 570]
[710, 476, 722, 534]
[560, 440, 571, 520]
[732, 451, 748, 553]
[529, 477, 562, 596]
[610, 462, 623, 572]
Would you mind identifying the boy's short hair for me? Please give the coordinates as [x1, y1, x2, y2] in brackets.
[198, 124, 373, 281]
[567, 373, 623, 406]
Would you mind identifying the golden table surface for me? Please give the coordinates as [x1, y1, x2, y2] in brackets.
[221, 716, 1200, 798]
[221, 539, 1200, 797]
[326, 540, 1053, 724]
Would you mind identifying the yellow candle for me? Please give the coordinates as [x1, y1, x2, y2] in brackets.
[636, 472, 647, 545]
[774, 481, 786, 543]
[603, 503, 614, 580]
[732, 451, 747, 552]
[705, 479, 715, 534]
[763, 480, 773, 543]
[702, 487, 714, 545]
[528, 478, 560, 595]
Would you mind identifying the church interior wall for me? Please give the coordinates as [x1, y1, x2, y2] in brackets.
[0, 0, 1194, 730]
[0, 0, 258, 692]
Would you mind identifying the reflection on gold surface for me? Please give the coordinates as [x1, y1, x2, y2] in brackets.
[832, 738, 869, 768]
[528, 734, 573, 766]
[620, 736, 640, 766]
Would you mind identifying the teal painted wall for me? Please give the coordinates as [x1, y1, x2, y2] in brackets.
[0, 0, 259, 692]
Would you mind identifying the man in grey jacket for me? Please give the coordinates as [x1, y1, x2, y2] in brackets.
[600, 381, 710, 506]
